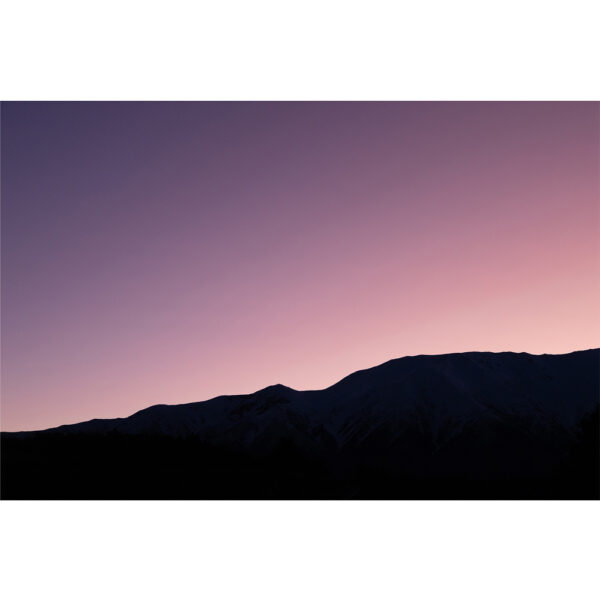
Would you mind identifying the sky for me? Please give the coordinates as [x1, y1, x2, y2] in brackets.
[1, 101, 599, 431]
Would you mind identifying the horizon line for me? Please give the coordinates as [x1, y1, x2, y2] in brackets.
[3, 346, 598, 434]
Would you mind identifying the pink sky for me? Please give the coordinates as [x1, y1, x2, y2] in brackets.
[2, 101, 598, 431]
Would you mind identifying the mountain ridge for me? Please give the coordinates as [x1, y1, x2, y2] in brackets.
[4, 348, 598, 437]
[3, 348, 598, 499]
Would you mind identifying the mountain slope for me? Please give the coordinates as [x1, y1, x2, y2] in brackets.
[2, 349, 599, 499]
[15, 349, 599, 441]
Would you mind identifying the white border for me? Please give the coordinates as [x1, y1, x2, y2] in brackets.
[1, 2, 599, 599]
[1, 0, 599, 100]
[1, 501, 599, 600]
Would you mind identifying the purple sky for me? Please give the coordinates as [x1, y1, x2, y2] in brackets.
[1, 102, 599, 431]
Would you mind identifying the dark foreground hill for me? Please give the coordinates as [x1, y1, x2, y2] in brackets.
[2, 349, 599, 499]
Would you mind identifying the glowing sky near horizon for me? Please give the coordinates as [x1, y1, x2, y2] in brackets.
[1, 102, 599, 431]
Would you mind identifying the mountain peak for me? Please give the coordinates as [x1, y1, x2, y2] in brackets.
[257, 383, 294, 394]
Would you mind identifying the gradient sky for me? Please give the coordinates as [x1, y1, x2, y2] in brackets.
[2, 102, 598, 431]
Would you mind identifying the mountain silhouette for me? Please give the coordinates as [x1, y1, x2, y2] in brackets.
[2, 349, 599, 499]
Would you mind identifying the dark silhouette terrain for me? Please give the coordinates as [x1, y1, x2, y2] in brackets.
[2, 349, 599, 499]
